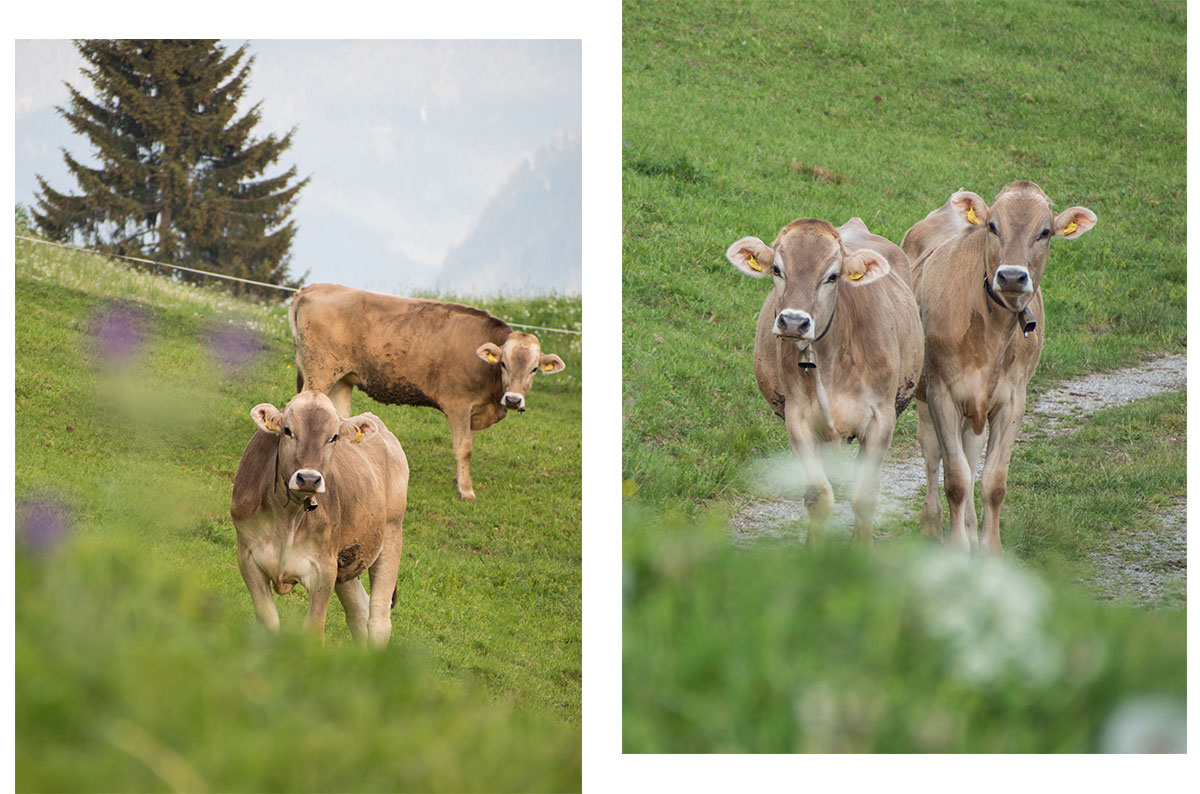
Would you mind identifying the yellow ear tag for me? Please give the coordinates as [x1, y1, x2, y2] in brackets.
[747, 254, 762, 272]
[487, 353, 498, 363]
[966, 207, 980, 225]
[1062, 220, 1077, 236]
[353, 429, 364, 443]
[544, 363, 554, 371]
[846, 271, 863, 281]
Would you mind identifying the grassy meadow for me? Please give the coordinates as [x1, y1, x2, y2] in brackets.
[621, 0, 1186, 753]
[15, 222, 582, 791]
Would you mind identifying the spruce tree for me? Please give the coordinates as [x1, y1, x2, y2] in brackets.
[34, 39, 308, 296]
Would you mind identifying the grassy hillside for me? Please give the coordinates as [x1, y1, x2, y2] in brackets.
[620, 0, 1186, 755]
[15, 226, 582, 791]
[622, 0, 1185, 512]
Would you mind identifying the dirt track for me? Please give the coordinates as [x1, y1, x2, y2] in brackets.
[729, 355, 1187, 607]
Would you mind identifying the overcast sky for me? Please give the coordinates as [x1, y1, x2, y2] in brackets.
[14, 39, 581, 295]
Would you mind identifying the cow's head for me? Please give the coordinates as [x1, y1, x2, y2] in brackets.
[477, 332, 565, 412]
[727, 219, 890, 350]
[251, 390, 376, 500]
[955, 181, 1096, 312]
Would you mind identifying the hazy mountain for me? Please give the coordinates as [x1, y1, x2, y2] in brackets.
[441, 130, 582, 296]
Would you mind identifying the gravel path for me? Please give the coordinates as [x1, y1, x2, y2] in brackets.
[729, 355, 1187, 607]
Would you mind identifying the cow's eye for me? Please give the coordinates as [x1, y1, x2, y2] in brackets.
[827, 272, 839, 283]
[330, 434, 339, 443]
[771, 264, 781, 276]
[1039, 228, 1051, 240]
[500, 361, 507, 370]
[283, 426, 293, 437]
[988, 221, 998, 235]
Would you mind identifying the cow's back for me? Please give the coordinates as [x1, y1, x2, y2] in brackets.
[291, 284, 511, 412]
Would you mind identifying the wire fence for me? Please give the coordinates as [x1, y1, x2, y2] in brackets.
[15, 234, 583, 336]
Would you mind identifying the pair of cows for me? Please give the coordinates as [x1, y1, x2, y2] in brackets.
[229, 284, 565, 647]
[727, 180, 1096, 553]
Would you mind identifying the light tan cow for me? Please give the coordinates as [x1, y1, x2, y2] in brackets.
[288, 284, 565, 500]
[726, 218, 924, 544]
[907, 181, 1097, 554]
[231, 390, 409, 647]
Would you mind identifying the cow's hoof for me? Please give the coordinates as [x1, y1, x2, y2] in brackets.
[458, 491, 477, 501]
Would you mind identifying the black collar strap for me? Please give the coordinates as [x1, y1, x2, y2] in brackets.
[983, 274, 1037, 338]
[797, 303, 837, 369]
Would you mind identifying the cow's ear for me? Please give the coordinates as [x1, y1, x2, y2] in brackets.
[477, 342, 503, 364]
[251, 404, 284, 434]
[725, 236, 775, 277]
[841, 249, 891, 286]
[1054, 206, 1097, 239]
[340, 415, 376, 444]
[950, 190, 989, 227]
[538, 353, 565, 374]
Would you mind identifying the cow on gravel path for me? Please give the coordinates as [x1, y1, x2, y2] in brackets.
[726, 217, 924, 544]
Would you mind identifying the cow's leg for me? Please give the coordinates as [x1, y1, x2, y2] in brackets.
[850, 409, 894, 544]
[365, 521, 404, 649]
[335, 577, 370, 644]
[446, 409, 477, 500]
[328, 378, 354, 418]
[925, 383, 973, 552]
[979, 392, 1026, 556]
[916, 399, 944, 541]
[301, 563, 337, 645]
[236, 541, 280, 633]
[784, 402, 832, 545]
[960, 424, 986, 546]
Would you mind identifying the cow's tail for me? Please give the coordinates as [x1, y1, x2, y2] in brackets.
[287, 289, 306, 393]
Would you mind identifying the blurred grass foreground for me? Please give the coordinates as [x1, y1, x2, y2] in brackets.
[622, 510, 1185, 754]
[15, 219, 581, 792]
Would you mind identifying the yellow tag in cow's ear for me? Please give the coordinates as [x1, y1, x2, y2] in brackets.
[846, 271, 863, 281]
[353, 429, 364, 443]
[966, 207, 980, 225]
[544, 362, 554, 371]
[1062, 220, 1077, 236]
[747, 254, 762, 272]
[487, 352, 498, 363]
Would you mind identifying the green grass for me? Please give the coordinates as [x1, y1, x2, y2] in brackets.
[622, 0, 1185, 512]
[15, 225, 582, 791]
[623, 516, 1186, 753]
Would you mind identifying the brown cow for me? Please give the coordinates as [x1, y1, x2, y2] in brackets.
[288, 283, 565, 500]
[231, 390, 409, 647]
[907, 181, 1097, 554]
[726, 218, 924, 544]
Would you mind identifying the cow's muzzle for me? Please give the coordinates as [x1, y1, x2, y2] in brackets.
[773, 309, 813, 340]
[993, 266, 1032, 295]
[288, 468, 326, 493]
[503, 392, 526, 412]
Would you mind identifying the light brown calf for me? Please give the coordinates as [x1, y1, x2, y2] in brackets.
[289, 284, 565, 500]
[907, 181, 1097, 554]
[727, 218, 923, 544]
[231, 390, 409, 647]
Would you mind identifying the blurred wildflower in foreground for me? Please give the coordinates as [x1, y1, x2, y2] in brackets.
[205, 321, 266, 371]
[1099, 696, 1186, 753]
[18, 497, 74, 555]
[89, 303, 147, 365]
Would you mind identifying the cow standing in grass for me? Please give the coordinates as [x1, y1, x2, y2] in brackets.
[726, 218, 923, 544]
[231, 390, 408, 647]
[288, 283, 566, 500]
[904, 181, 1097, 554]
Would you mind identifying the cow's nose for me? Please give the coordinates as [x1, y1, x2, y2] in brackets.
[774, 309, 812, 338]
[994, 266, 1032, 293]
[289, 468, 325, 493]
[503, 392, 526, 412]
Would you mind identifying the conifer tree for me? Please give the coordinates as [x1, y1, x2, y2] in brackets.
[33, 39, 308, 296]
